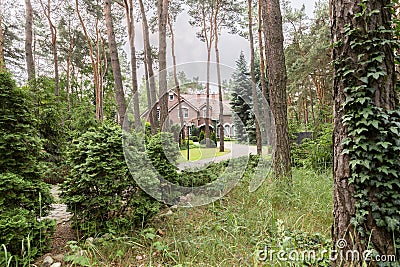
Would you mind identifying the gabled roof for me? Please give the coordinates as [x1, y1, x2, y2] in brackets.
[169, 98, 199, 113]
[141, 90, 233, 118]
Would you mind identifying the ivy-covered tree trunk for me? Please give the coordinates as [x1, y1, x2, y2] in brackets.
[332, 0, 399, 265]
[261, 0, 291, 178]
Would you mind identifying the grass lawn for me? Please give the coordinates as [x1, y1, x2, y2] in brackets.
[177, 147, 231, 162]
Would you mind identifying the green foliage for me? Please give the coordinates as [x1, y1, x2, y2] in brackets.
[210, 131, 217, 144]
[0, 208, 55, 266]
[170, 155, 259, 188]
[190, 136, 199, 142]
[146, 132, 181, 183]
[191, 126, 200, 137]
[0, 72, 54, 265]
[61, 123, 161, 237]
[199, 131, 205, 142]
[230, 52, 256, 143]
[291, 124, 333, 172]
[30, 76, 70, 184]
[0, 173, 53, 216]
[67, 96, 97, 137]
[31, 77, 67, 162]
[258, 220, 331, 266]
[284, 0, 333, 125]
[337, 0, 400, 255]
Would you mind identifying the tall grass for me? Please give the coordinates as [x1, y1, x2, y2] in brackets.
[69, 167, 333, 266]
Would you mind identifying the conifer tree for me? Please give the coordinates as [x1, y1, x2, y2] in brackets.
[230, 52, 255, 143]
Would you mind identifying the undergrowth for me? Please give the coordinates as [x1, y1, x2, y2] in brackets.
[63, 163, 332, 267]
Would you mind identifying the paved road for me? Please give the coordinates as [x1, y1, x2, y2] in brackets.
[177, 142, 259, 170]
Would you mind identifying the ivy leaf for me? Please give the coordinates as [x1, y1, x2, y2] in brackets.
[390, 127, 399, 135]
[371, 121, 380, 129]
[372, 55, 384, 63]
[359, 77, 368, 84]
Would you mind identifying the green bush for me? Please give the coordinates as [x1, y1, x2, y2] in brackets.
[190, 136, 199, 142]
[199, 131, 205, 142]
[146, 132, 181, 183]
[0, 72, 54, 264]
[291, 124, 333, 172]
[60, 123, 161, 237]
[0, 208, 55, 266]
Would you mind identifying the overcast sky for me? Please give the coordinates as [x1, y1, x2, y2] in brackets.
[134, 0, 318, 85]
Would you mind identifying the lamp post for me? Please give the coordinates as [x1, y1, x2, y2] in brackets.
[185, 121, 195, 161]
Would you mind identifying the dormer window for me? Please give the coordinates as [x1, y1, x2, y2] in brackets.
[169, 93, 174, 101]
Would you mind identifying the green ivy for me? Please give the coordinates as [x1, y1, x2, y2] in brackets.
[336, 0, 400, 257]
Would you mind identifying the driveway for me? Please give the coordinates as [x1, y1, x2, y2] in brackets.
[177, 142, 258, 170]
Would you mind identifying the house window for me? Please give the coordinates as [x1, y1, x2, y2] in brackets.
[169, 93, 174, 101]
[178, 108, 189, 118]
[224, 125, 231, 137]
[202, 108, 207, 118]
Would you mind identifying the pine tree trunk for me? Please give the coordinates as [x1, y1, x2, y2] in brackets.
[105, 0, 126, 126]
[0, 2, 5, 70]
[261, 0, 291, 178]
[214, 3, 224, 152]
[331, 0, 398, 264]
[248, 0, 262, 155]
[158, 0, 169, 131]
[125, 0, 141, 129]
[39, 0, 59, 98]
[168, 14, 184, 135]
[76, 0, 103, 122]
[139, 0, 158, 134]
[205, 47, 211, 148]
[25, 0, 35, 82]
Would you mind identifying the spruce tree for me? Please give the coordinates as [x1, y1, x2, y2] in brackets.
[230, 52, 256, 143]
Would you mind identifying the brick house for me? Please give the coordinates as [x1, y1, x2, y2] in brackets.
[144, 90, 235, 138]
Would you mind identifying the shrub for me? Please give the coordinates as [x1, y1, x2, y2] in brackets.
[291, 124, 333, 171]
[210, 131, 217, 144]
[60, 123, 161, 237]
[190, 136, 199, 142]
[0, 72, 54, 264]
[0, 208, 55, 266]
[199, 131, 205, 142]
[146, 132, 180, 182]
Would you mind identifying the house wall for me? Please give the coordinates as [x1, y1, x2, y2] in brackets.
[168, 104, 198, 126]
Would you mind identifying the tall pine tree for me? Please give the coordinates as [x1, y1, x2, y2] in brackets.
[230, 52, 256, 143]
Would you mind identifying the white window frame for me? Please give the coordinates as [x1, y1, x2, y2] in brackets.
[178, 107, 189, 118]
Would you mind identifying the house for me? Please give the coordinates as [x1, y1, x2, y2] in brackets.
[144, 90, 235, 138]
